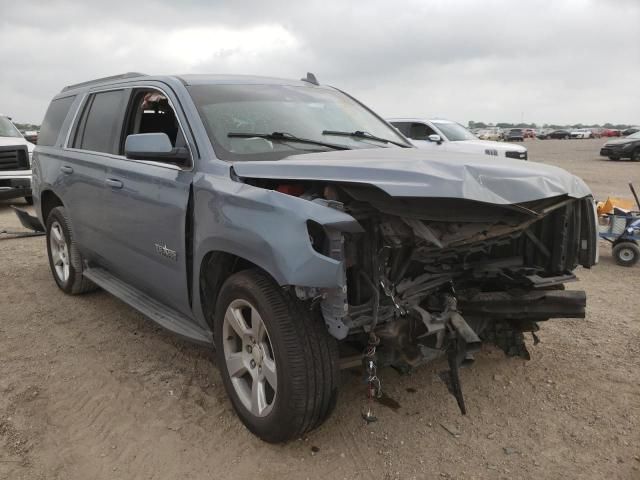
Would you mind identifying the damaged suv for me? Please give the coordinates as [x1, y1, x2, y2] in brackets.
[32, 72, 598, 443]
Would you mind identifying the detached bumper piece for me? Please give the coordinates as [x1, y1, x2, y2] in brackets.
[438, 290, 585, 414]
[1, 206, 45, 240]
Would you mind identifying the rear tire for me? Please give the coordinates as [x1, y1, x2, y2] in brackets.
[612, 242, 639, 267]
[214, 269, 339, 443]
[631, 149, 640, 162]
[45, 206, 97, 294]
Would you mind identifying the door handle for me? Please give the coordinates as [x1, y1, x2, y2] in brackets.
[105, 178, 123, 189]
[61, 166, 74, 174]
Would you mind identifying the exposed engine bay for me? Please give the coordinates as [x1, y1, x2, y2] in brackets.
[245, 178, 599, 414]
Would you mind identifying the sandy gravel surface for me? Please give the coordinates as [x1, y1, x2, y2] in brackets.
[1, 138, 639, 479]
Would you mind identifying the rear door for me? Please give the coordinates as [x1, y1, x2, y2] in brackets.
[99, 85, 194, 315]
[55, 89, 129, 260]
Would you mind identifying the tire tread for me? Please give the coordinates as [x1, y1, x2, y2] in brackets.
[215, 269, 339, 442]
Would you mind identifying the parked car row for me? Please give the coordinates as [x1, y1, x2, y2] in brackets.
[472, 127, 639, 140]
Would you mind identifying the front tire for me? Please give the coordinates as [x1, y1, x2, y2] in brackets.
[45, 206, 97, 294]
[612, 242, 639, 267]
[214, 269, 339, 443]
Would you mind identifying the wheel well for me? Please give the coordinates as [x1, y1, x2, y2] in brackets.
[613, 238, 638, 246]
[199, 251, 264, 329]
[41, 190, 63, 223]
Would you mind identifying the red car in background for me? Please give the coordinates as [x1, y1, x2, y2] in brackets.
[602, 129, 622, 137]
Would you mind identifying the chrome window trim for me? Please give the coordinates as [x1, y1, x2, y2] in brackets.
[63, 147, 182, 171]
[62, 84, 194, 172]
[63, 92, 87, 148]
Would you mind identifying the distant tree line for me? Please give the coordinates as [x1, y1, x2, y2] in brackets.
[468, 121, 635, 130]
[14, 122, 41, 132]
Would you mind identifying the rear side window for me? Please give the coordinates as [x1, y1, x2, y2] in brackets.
[73, 90, 127, 154]
[38, 96, 76, 146]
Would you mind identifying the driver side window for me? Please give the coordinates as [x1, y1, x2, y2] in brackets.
[121, 89, 186, 153]
[408, 122, 437, 140]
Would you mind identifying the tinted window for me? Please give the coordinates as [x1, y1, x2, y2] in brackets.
[38, 96, 75, 146]
[390, 122, 411, 136]
[407, 122, 437, 140]
[75, 90, 126, 154]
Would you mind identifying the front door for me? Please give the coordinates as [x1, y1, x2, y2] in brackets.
[99, 87, 194, 315]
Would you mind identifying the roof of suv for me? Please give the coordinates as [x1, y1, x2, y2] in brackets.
[387, 118, 453, 124]
[61, 72, 319, 94]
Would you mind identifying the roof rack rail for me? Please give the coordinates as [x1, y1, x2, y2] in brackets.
[61, 72, 148, 92]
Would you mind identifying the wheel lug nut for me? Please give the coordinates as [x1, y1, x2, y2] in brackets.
[246, 345, 253, 353]
[250, 360, 256, 369]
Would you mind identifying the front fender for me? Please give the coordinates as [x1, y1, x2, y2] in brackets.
[193, 174, 362, 288]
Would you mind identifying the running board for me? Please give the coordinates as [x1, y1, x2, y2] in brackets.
[83, 267, 212, 345]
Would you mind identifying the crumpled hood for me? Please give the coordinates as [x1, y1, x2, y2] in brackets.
[233, 148, 592, 205]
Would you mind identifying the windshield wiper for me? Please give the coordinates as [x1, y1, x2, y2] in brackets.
[227, 132, 350, 151]
[322, 130, 410, 148]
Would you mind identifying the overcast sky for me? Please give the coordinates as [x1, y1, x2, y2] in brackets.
[1, 0, 638, 126]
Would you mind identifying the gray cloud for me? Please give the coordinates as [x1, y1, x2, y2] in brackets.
[1, 0, 639, 125]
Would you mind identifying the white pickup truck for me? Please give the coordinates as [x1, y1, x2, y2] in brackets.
[388, 118, 528, 160]
[0, 114, 34, 203]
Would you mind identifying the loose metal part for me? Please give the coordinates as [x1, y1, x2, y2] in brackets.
[361, 340, 381, 424]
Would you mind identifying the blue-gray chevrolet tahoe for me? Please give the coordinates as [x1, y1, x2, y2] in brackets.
[32, 72, 598, 442]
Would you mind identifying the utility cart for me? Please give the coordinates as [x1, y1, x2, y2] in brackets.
[598, 183, 640, 267]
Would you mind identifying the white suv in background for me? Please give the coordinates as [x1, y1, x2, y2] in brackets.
[0, 114, 34, 203]
[570, 128, 593, 139]
[388, 118, 528, 160]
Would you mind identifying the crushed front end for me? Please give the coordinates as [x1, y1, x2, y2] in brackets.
[295, 183, 598, 413]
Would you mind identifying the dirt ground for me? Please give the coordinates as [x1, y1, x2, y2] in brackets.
[1, 138, 639, 480]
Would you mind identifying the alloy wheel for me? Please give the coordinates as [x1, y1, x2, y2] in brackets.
[222, 299, 277, 417]
[49, 221, 70, 283]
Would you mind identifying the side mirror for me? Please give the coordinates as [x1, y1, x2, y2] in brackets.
[428, 134, 442, 144]
[125, 133, 189, 163]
